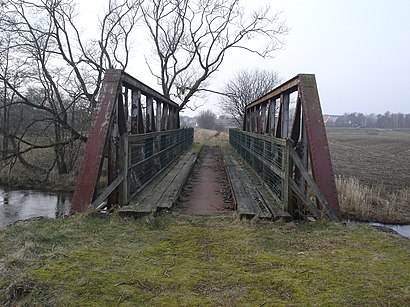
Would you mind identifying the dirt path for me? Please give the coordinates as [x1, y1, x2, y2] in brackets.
[179, 145, 234, 215]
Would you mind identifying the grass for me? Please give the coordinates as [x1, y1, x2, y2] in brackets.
[337, 177, 410, 224]
[1, 213, 409, 306]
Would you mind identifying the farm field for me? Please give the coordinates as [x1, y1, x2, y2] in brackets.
[327, 128, 410, 191]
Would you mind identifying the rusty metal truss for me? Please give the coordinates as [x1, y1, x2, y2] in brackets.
[70, 69, 185, 213]
[242, 74, 341, 220]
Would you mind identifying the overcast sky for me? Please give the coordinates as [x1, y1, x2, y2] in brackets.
[80, 0, 410, 116]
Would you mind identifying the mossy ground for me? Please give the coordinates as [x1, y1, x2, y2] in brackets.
[1, 213, 409, 306]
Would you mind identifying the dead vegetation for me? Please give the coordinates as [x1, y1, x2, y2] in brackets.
[337, 177, 410, 224]
[194, 128, 229, 146]
[327, 128, 410, 223]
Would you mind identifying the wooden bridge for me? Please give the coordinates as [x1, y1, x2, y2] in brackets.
[70, 69, 340, 222]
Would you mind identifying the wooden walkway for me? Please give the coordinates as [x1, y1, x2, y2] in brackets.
[224, 153, 291, 221]
[118, 147, 199, 217]
[119, 144, 291, 221]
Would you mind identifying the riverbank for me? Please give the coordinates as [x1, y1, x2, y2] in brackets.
[1, 213, 409, 305]
[1, 128, 409, 224]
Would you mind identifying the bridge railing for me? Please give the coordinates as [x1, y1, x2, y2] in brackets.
[71, 69, 193, 213]
[126, 128, 194, 201]
[229, 128, 338, 221]
[229, 129, 290, 210]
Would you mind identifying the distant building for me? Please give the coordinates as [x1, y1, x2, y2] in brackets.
[323, 115, 340, 126]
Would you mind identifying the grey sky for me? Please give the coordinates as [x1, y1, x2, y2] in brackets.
[217, 0, 410, 116]
[80, 0, 410, 116]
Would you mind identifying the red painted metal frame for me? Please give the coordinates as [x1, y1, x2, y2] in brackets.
[298, 75, 341, 218]
[244, 74, 341, 219]
[71, 69, 122, 213]
[71, 69, 182, 213]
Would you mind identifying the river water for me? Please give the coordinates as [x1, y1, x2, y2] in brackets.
[0, 187, 71, 227]
[370, 223, 410, 239]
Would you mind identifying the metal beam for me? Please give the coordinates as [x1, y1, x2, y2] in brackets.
[246, 76, 300, 110]
[122, 72, 179, 108]
[71, 69, 122, 213]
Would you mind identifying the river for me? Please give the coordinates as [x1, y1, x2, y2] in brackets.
[0, 187, 71, 227]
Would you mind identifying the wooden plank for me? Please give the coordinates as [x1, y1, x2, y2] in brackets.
[289, 179, 322, 219]
[118, 156, 179, 214]
[157, 151, 198, 209]
[227, 167, 256, 217]
[224, 154, 271, 218]
[134, 151, 194, 212]
[224, 156, 255, 217]
[121, 72, 179, 108]
[255, 186, 292, 221]
[91, 173, 124, 209]
[246, 75, 299, 109]
[225, 151, 292, 220]
[119, 147, 197, 215]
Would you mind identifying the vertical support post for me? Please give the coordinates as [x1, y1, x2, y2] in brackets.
[161, 103, 169, 130]
[123, 88, 129, 128]
[146, 96, 155, 132]
[108, 103, 119, 207]
[282, 139, 290, 211]
[261, 102, 267, 134]
[118, 132, 129, 205]
[243, 109, 248, 131]
[168, 106, 175, 130]
[256, 105, 261, 133]
[131, 90, 142, 134]
[252, 107, 257, 133]
[156, 101, 162, 131]
[268, 98, 276, 136]
[282, 93, 290, 138]
[154, 100, 161, 171]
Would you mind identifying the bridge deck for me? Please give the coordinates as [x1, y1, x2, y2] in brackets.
[224, 152, 292, 221]
[118, 147, 199, 217]
[118, 142, 291, 220]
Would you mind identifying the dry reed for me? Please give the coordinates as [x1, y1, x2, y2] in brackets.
[337, 176, 410, 224]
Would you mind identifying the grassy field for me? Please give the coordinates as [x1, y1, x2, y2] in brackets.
[1, 213, 409, 306]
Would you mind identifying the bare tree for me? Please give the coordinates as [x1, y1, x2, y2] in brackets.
[141, 0, 287, 110]
[219, 68, 280, 127]
[0, 0, 141, 177]
[197, 109, 217, 130]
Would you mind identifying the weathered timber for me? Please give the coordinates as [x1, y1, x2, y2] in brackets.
[225, 150, 291, 221]
[91, 173, 125, 209]
[224, 154, 276, 219]
[118, 147, 198, 216]
[254, 183, 292, 221]
[157, 150, 198, 209]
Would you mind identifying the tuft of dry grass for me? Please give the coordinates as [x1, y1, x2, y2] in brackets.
[194, 128, 228, 146]
[337, 176, 410, 224]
